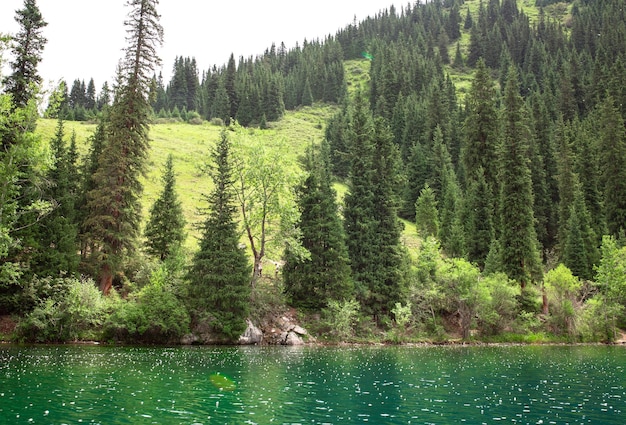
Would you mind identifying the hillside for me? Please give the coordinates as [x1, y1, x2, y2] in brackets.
[35, 103, 339, 248]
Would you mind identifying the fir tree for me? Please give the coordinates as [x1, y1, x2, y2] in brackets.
[187, 129, 251, 340]
[596, 95, 626, 238]
[144, 154, 186, 261]
[3, 0, 47, 110]
[29, 117, 80, 277]
[415, 184, 439, 239]
[370, 117, 407, 318]
[562, 179, 598, 281]
[464, 167, 494, 269]
[497, 67, 541, 287]
[343, 91, 379, 316]
[283, 142, 352, 309]
[83, 0, 163, 293]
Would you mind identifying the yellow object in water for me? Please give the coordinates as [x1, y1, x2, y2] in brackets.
[209, 373, 236, 391]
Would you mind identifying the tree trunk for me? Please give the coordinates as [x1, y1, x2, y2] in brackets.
[99, 263, 113, 295]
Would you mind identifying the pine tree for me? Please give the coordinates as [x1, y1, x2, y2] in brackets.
[2, 0, 47, 110]
[343, 91, 379, 315]
[596, 95, 626, 238]
[498, 66, 542, 287]
[370, 117, 407, 318]
[83, 0, 163, 293]
[144, 154, 186, 261]
[462, 59, 499, 201]
[187, 129, 251, 340]
[465, 167, 494, 269]
[562, 179, 598, 281]
[29, 118, 80, 277]
[415, 184, 439, 239]
[283, 142, 352, 309]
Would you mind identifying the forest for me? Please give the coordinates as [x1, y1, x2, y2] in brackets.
[1, 0, 626, 344]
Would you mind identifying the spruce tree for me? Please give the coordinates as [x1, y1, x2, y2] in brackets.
[415, 184, 439, 239]
[343, 90, 379, 316]
[187, 129, 251, 340]
[144, 154, 186, 261]
[370, 117, 407, 318]
[596, 95, 626, 238]
[3, 0, 47, 110]
[562, 179, 598, 281]
[83, 0, 163, 293]
[283, 142, 352, 309]
[465, 167, 494, 269]
[498, 66, 542, 287]
[29, 118, 80, 277]
[462, 59, 499, 203]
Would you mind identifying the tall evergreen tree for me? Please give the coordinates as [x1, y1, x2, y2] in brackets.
[283, 142, 352, 309]
[596, 95, 626, 238]
[562, 178, 598, 281]
[83, 0, 163, 293]
[415, 184, 439, 239]
[144, 154, 186, 261]
[370, 117, 407, 318]
[187, 129, 250, 340]
[2, 0, 47, 110]
[29, 118, 80, 277]
[343, 90, 379, 315]
[464, 167, 494, 269]
[497, 67, 541, 287]
[462, 59, 499, 201]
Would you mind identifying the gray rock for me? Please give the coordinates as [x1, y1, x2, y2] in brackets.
[239, 319, 263, 345]
[284, 331, 304, 346]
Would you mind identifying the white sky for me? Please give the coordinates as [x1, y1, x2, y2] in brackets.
[1, 0, 398, 91]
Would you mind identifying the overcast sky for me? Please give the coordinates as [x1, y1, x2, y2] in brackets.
[1, 0, 398, 90]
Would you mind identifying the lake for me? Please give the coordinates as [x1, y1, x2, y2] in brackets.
[0, 345, 624, 424]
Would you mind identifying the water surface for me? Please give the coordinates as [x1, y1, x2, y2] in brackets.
[1, 345, 624, 424]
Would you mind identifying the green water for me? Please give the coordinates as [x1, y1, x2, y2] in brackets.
[1, 345, 624, 424]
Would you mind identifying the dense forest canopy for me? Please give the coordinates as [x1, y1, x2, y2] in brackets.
[2, 0, 626, 344]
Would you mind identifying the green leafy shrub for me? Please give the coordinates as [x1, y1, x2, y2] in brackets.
[103, 265, 189, 343]
[17, 277, 104, 342]
[322, 299, 359, 340]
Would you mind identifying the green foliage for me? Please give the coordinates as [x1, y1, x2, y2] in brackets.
[498, 66, 542, 287]
[544, 264, 582, 336]
[187, 129, 251, 341]
[144, 154, 186, 260]
[2, 0, 47, 108]
[283, 142, 353, 309]
[103, 266, 190, 343]
[322, 299, 360, 340]
[17, 277, 105, 342]
[415, 184, 439, 238]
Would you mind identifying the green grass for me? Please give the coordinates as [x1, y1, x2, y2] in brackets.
[36, 104, 337, 250]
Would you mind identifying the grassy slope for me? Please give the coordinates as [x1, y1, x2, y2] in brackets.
[36, 104, 338, 251]
[37, 103, 421, 260]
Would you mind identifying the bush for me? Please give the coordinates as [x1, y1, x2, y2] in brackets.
[322, 299, 359, 340]
[103, 265, 190, 343]
[17, 278, 105, 342]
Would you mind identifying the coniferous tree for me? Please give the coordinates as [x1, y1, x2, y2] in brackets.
[83, 0, 163, 293]
[2, 0, 47, 110]
[562, 178, 598, 281]
[370, 117, 407, 318]
[343, 90, 379, 316]
[29, 118, 80, 277]
[187, 129, 250, 340]
[462, 59, 499, 202]
[415, 184, 439, 239]
[465, 167, 494, 269]
[596, 95, 626, 238]
[144, 154, 186, 261]
[498, 66, 541, 287]
[283, 142, 352, 309]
